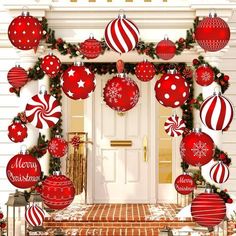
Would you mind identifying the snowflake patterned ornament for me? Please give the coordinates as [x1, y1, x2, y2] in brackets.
[48, 137, 68, 158]
[180, 128, 215, 167]
[195, 64, 214, 86]
[103, 74, 140, 112]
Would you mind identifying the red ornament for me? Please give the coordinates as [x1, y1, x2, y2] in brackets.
[155, 38, 176, 60]
[116, 59, 125, 74]
[25, 204, 45, 227]
[62, 64, 96, 100]
[8, 120, 28, 143]
[7, 66, 28, 88]
[223, 75, 230, 82]
[48, 137, 68, 158]
[41, 173, 75, 210]
[227, 198, 233, 204]
[103, 74, 140, 112]
[180, 128, 215, 167]
[41, 54, 61, 78]
[195, 65, 214, 86]
[154, 70, 190, 108]
[8, 12, 42, 50]
[175, 174, 195, 195]
[6, 152, 41, 189]
[210, 161, 229, 184]
[0, 222, 6, 229]
[0, 213, 3, 220]
[80, 35, 102, 59]
[135, 60, 156, 82]
[195, 13, 230, 52]
[200, 92, 234, 130]
[191, 192, 226, 227]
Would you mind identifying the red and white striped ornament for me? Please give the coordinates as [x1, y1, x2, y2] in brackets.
[7, 65, 28, 89]
[210, 161, 230, 184]
[164, 115, 186, 137]
[104, 13, 140, 54]
[200, 92, 234, 130]
[25, 204, 45, 227]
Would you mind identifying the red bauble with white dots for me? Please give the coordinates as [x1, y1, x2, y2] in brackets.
[103, 74, 140, 112]
[154, 70, 190, 108]
[7, 66, 28, 88]
[48, 137, 68, 158]
[195, 14, 230, 52]
[41, 54, 61, 78]
[8, 12, 42, 50]
[6, 153, 41, 189]
[174, 174, 195, 195]
[195, 65, 214, 86]
[191, 192, 226, 227]
[80, 36, 102, 59]
[180, 128, 215, 167]
[8, 120, 28, 143]
[155, 38, 176, 60]
[61, 64, 96, 100]
[135, 60, 156, 82]
[41, 173, 75, 210]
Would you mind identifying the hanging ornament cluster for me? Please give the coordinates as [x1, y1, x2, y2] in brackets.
[164, 114, 186, 137]
[155, 38, 176, 60]
[174, 173, 195, 195]
[103, 74, 140, 112]
[48, 137, 68, 158]
[41, 53, 61, 78]
[210, 161, 230, 184]
[7, 65, 28, 89]
[135, 60, 156, 82]
[25, 204, 45, 227]
[195, 64, 214, 86]
[8, 120, 28, 143]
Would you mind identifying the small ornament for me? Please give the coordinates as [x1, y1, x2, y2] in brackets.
[25, 204, 45, 227]
[103, 74, 140, 112]
[180, 128, 215, 167]
[7, 65, 28, 89]
[195, 13, 230, 52]
[61, 63, 96, 100]
[155, 38, 176, 60]
[174, 173, 195, 195]
[71, 135, 81, 148]
[164, 114, 186, 137]
[41, 53, 61, 78]
[8, 120, 28, 143]
[48, 137, 68, 158]
[25, 90, 62, 129]
[195, 65, 214, 86]
[135, 60, 156, 82]
[80, 35, 102, 59]
[191, 191, 226, 227]
[116, 59, 125, 74]
[200, 92, 234, 130]
[104, 12, 140, 53]
[41, 172, 75, 210]
[210, 161, 230, 184]
[154, 70, 190, 108]
[8, 11, 42, 50]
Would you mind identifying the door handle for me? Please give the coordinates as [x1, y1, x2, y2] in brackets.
[143, 136, 148, 162]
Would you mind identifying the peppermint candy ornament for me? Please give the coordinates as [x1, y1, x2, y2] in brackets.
[135, 60, 156, 82]
[7, 65, 28, 89]
[25, 204, 45, 227]
[48, 137, 68, 158]
[104, 13, 140, 53]
[41, 53, 61, 78]
[164, 114, 186, 137]
[210, 161, 230, 184]
[8, 120, 28, 143]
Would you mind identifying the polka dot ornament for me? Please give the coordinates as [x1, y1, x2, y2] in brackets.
[135, 60, 156, 82]
[41, 54, 61, 78]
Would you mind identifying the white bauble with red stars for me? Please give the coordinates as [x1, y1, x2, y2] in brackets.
[41, 54, 61, 78]
[61, 63, 96, 100]
[135, 60, 156, 82]
[154, 70, 190, 108]
[103, 74, 140, 112]
[48, 137, 68, 158]
[8, 12, 42, 50]
[174, 173, 195, 195]
[8, 120, 28, 143]
[195, 65, 214, 86]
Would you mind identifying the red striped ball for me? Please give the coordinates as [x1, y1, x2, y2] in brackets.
[155, 39, 176, 60]
[25, 205, 45, 227]
[7, 66, 28, 88]
[210, 161, 229, 184]
[191, 192, 226, 227]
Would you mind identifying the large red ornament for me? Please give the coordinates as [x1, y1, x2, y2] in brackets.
[103, 74, 140, 112]
[41, 173, 75, 210]
[61, 64, 96, 100]
[180, 128, 215, 167]
[154, 70, 190, 108]
[6, 152, 41, 189]
[155, 38, 176, 60]
[174, 174, 195, 195]
[8, 12, 42, 50]
[200, 92, 234, 130]
[104, 13, 140, 53]
[80, 35, 102, 59]
[191, 192, 226, 227]
[195, 13, 230, 52]
[8, 120, 28, 143]
[48, 137, 68, 158]
[135, 60, 156, 82]
[41, 54, 61, 78]
[7, 65, 28, 89]
[195, 65, 214, 86]
[210, 161, 230, 184]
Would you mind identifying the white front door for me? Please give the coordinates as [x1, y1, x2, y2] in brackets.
[93, 74, 154, 203]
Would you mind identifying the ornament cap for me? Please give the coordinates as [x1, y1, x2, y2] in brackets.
[53, 171, 61, 176]
[89, 33, 94, 39]
[15, 64, 21, 68]
[74, 61, 84, 66]
[20, 145, 28, 155]
[48, 52, 54, 56]
[118, 9, 126, 19]
[39, 85, 47, 95]
[213, 87, 222, 96]
[205, 187, 213, 193]
[193, 127, 202, 133]
[167, 69, 177, 74]
[117, 73, 126, 78]
[21, 11, 30, 17]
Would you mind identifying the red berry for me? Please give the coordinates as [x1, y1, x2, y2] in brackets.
[227, 198, 233, 204]
[0, 213, 3, 219]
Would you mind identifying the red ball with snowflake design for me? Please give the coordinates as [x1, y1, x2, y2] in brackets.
[154, 70, 190, 108]
[48, 137, 68, 158]
[195, 65, 214, 86]
[103, 74, 140, 112]
[180, 128, 215, 167]
[41, 54, 61, 78]
[61, 63, 96, 100]
[8, 120, 28, 143]
[135, 60, 156, 82]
